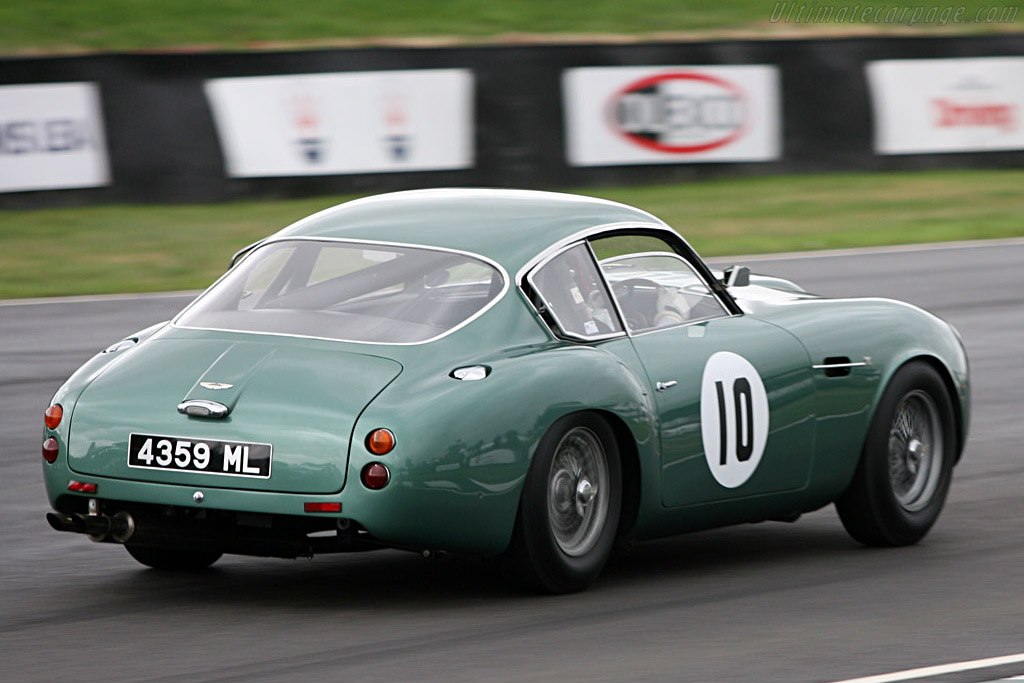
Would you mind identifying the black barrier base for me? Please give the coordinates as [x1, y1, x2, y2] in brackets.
[2, 34, 1023, 207]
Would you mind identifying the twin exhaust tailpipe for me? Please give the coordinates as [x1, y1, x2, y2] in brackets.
[46, 510, 135, 544]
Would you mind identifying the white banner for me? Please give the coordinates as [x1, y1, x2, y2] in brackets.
[563, 65, 781, 167]
[0, 82, 110, 193]
[867, 57, 1024, 155]
[204, 70, 474, 177]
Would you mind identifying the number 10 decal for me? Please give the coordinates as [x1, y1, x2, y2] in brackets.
[701, 352, 769, 488]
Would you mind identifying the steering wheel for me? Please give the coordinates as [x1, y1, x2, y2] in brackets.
[611, 278, 655, 298]
[610, 278, 658, 331]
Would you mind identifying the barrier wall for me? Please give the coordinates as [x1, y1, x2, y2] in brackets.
[1, 33, 1023, 207]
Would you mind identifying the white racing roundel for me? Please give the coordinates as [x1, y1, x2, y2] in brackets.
[700, 351, 769, 488]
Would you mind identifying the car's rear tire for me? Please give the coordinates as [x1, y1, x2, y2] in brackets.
[836, 361, 957, 546]
[125, 544, 222, 570]
[504, 413, 621, 593]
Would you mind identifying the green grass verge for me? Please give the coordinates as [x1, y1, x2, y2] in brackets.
[2, 168, 1023, 299]
[2, 0, 1020, 53]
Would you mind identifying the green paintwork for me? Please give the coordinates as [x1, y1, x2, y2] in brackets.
[42, 189, 970, 557]
[627, 315, 817, 507]
[66, 331, 402, 494]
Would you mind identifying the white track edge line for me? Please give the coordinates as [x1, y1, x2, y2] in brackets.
[829, 652, 1024, 683]
[706, 236, 1024, 264]
[0, 290, 202, 308]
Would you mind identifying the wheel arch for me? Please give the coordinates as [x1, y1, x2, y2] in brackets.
[591, 409, 642, 542]
[913, 354, 966, 461]
[836, 353, 960, 546]
[349, 343, 654, 556]
[878, 353, 967, 463]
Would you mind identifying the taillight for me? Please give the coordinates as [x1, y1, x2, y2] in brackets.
[42, 438, 59, 463]
[67, 480, 97, 494]
[44, 404, 63, 430]
[361, 463, 390, 490]
[366, 428, 395, 455]
[304, 502, 341, 513]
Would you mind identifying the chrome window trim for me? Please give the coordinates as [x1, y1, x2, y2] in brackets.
[516, 222, 669, 286]
[173, 236, 510, 347]
[517, 222, 740, 319]
[518, 224, 739, 343]
[584, 240, 631, 336]
[524, 240, 627, 343]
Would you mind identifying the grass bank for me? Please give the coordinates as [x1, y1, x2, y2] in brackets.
[2, 168, 1022, 299]
[2, 0, 1019, 53]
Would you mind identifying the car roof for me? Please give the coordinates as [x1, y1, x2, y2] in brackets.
[265, 188, 670, 273]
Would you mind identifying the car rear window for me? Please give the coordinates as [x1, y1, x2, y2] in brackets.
[176, 239, 505, 344]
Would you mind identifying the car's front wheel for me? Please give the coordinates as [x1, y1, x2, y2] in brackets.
[125, 544, 222, 571]
[505, 413, 621, 593]
[836, 361, 957, 546]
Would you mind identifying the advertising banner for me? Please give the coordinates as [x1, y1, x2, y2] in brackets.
[867, 57, 1024, 154]
[204, 69, 474, 177]
[0, 82, 110, 193]
[563, 65, 781, 167]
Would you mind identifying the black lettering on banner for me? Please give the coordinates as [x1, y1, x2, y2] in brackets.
[45, 119, 77, 152]
[0, 119, 92, 155]
[715, 377, 756, 465]
[0, 121, 39, 155]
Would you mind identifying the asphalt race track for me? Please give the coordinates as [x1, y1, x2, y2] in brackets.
[3, 240, 1023, 683]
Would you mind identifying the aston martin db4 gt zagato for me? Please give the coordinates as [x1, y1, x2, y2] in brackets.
[42, 189, 969, 593]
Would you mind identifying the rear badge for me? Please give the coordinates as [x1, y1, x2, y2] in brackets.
[200, 382, 234, 390]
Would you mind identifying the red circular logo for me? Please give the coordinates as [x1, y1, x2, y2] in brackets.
[608, 72, 749, 154]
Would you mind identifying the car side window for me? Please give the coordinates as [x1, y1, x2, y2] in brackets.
[528, 242, 624, 340]
[601, 253, 728, 332]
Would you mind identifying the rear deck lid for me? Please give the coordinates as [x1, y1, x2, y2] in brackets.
[67, 335, 401, 494]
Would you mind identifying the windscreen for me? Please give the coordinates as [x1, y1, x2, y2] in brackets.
[177, 240, 504, 343]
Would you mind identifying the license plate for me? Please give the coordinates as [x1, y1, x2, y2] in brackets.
[128, 433, 272, 479]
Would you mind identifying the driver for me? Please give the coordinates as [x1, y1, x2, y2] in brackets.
[654, 284, 694, 327]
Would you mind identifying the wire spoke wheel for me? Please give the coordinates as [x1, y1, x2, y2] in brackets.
[888, 389, 943, 512]
[505, 413, 621, 593]
[836, 361, 958, 547]
[546, 426, 609, 557]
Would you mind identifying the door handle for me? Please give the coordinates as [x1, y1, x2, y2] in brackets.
[656, 380, 678, 392]
[812, 356, 871, 378]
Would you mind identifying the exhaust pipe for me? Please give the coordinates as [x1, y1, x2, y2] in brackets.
[46, 509, 312, 558]
[109, 511, 135, 543]
[46, 511, 135, 543]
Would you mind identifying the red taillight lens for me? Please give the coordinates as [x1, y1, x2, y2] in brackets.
[361, 462, 390, 490]
[366, 428, 395, 455]
[67, 480, 97, 494]
[304, 502, 341, 513]
[42, 437, 59, 463]
[44, 404, 63, 430]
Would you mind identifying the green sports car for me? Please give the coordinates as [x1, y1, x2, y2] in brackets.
[43, 189, 970, 593]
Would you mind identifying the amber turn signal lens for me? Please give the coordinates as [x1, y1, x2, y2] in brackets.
[366, 428, 395, 455]
[44, 404, 63, 430]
